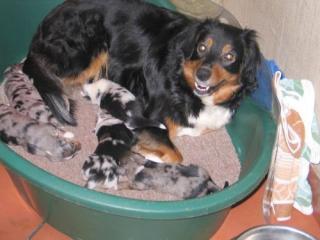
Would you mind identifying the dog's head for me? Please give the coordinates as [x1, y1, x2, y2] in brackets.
[181, 20, 261, 107]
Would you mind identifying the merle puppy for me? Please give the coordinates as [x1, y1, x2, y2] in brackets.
[0, 104, 80, 161]
[4, 62, 61, 127]
[0, 63, 80, 161]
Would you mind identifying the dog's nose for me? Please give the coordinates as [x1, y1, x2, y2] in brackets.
[196, 67, 211, 82]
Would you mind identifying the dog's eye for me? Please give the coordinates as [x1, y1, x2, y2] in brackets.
[223, 52, 236, 63]
[197, 43, 208, 55]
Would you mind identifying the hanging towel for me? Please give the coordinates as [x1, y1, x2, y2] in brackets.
[264, 71, 320, 221]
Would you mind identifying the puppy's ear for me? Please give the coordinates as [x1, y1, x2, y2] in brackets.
[240, 29, 262, 94]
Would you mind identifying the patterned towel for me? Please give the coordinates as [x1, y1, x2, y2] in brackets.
[263, 71, 320, 221]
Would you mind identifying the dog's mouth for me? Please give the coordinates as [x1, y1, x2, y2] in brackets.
[194, 79, 225, 97]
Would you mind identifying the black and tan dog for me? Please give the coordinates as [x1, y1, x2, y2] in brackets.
[23, 0, 261, 162]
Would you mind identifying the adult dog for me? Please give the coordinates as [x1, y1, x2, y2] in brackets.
[23, 0, 261, 162]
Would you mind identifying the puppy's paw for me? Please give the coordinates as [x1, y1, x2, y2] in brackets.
[50, 137, 81, 161]
[82, 154, 119, 190]
[179, 165, 222, 199]
[24, 125, 81, 161]
[39, 136, 81, 161]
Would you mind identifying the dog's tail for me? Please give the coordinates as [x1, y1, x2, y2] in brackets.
[23, 55, 76, 126]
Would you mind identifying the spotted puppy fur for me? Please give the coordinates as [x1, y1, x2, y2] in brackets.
[81, 78, 163, 130]
[119, 154, 221, 199]
[0, 63, 80, 161]
[0, 104, 80, 161]
[81, 79, 221, 199]
[82, 109, 134, 189]
[4, 62, 61, 127]
[82, 78, 182, 163]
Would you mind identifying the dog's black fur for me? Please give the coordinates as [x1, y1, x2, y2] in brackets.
[23, 0, 261, 133]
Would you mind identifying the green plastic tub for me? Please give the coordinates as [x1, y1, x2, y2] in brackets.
[0, 1, 276, 239]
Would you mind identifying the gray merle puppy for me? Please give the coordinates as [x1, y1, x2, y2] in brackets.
[0, 104, 80, 161]
[82, 79, 221, 199]
[0, 63, 80, 161]
[4, 62, 61, 127]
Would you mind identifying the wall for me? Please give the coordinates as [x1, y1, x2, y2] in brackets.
[217, 0, 320, 119]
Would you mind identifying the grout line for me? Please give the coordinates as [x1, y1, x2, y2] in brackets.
[26, 219, 46, 240]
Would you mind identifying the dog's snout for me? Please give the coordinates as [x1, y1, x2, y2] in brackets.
[196, 67, 211, 82]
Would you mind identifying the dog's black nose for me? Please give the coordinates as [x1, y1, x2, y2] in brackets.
[196, 67, 211, 81]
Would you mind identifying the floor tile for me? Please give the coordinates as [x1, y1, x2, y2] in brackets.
[1, 164, 319, 240]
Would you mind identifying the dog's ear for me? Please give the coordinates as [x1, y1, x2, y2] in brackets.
[239, 29, 262, 94]
[179, 23, 203, 59]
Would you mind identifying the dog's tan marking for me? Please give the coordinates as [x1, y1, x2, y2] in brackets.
[222, 44, 233, 55]
[208, 63, 240, 104]
[183, 60, 202, 89]
[211, 64, 239, 85]
[133, 143, 183, 164]
[205, 37, 214, 49]
[213, 84, 241, 105]
[63, 51, 109, 86]
[132, 129, 183, 164]
[164, 117, 181, 139]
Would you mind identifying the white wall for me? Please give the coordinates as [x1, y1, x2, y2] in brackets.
[218, 0, 320, 119]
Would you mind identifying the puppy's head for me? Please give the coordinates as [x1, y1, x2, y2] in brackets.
[181, 20, 261, 107]
[4, 62, 25, 81]
[81, 78, 110, 104]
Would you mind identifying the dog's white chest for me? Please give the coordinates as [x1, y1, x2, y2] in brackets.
[176, 105, 232, 137]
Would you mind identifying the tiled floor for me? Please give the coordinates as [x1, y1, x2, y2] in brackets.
[0, 164, 319, 240]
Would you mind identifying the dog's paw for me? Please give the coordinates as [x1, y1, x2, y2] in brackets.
[82, 154, 119, 190]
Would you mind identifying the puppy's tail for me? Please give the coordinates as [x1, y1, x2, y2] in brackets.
[23, 55, 77, 126]
[207, 180, 228, 195]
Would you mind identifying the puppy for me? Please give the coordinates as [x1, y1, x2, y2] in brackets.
[23, 0, 261, 139]
[81, 78, 163, 130]
[4, 62, 61, 127]
[118, 156, 222, 200]
[0, 104, 80, 161]
[0, 63, 80, 161]
[82, 78, 182, 163]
